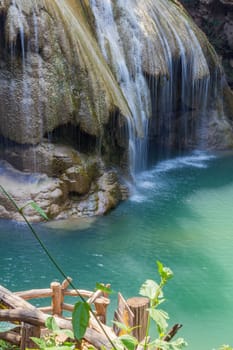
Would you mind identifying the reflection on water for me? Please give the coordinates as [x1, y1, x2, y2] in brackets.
[1, 151, 233, 349]
[43, 217, 96, 231]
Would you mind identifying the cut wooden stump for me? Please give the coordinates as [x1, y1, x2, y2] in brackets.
[126, 297, 149, 342]
[113, 294, 149, 341]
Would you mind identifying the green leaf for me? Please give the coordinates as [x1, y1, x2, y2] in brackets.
[118, 334, 138, 350]
[22, 201, 49, 220]
[157, 261, 165, 276]
[139, 279, 162, 300]
[95, 283, 113, 294]
[148, 308, 169, 335]
[0, 322, 18, 332]
[45, 316, 60, 332]
[72, 301, 90, 340]
[157, 261, 173, 282]
[30, 336, 47, 348]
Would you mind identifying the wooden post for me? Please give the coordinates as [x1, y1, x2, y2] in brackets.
[126, 297, 149, 342]
[61, 277, 72, 291]
[61, 277, 72, 313]
[51, 282, 62, 316]
[94, 300, 108, 324]
[20, 323, 40, 350]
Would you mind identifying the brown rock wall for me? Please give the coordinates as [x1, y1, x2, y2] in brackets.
[180, 0, 233, 87]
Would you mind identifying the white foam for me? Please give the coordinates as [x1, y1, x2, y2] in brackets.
[130, 192, 147, 203]
[154, 151, 215, 173]
[129, 151, 216, 203]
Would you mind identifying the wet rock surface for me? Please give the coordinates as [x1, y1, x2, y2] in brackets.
[0, 153, 127, 222]
[180, 0, 233, 88]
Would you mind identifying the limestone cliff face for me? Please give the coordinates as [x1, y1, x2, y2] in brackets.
[0, 0, 130, 220]
[0, 0, 130, 145]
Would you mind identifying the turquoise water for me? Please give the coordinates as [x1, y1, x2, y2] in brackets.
[1, 150, 233, 349]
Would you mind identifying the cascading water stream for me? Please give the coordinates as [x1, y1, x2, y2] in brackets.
[142, 0, 211, 152]
[90, 0, 212, 169]
[11, 1, 32, 135]
[89, 0, 151, 175]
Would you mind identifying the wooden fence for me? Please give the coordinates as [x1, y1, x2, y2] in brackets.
[14, 277, 110, 323]
[0, 279, 181, 350]
[0, 278, 112, 349]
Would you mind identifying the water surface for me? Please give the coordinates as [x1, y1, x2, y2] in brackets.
[1, 151, 233, 349]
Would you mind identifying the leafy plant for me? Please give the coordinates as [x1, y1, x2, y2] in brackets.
[141, 261, 187, 349]
[140, 261, 174, 340]
[0, 339, 19, 350]
[30, 317, 74, 350]
[111, 261, 187, 350]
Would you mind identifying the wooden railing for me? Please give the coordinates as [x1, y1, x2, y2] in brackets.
[0, 281, 181, 350]
[14, 277, 110, 323]
[0, 278, 112, 349]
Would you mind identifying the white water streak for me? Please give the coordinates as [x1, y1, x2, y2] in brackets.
[90, 0, 151, 174]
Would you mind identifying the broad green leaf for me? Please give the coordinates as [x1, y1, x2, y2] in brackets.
[149, 308, 169, 334]
[0, 321, 18, 332]
[72, 301, 90, 340]
[45, 316, 60, 332]
[118, 334, 138, 350]
[95, 283, 113, 294]
[139, 279, 162, 300]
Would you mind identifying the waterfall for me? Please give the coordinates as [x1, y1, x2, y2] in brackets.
[89, 0, 151, 175]
[0, 0, 231, 221]
[90, 0, 151, 175]
[89, 0, 212, 167]
[0, 0, 223, 173]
